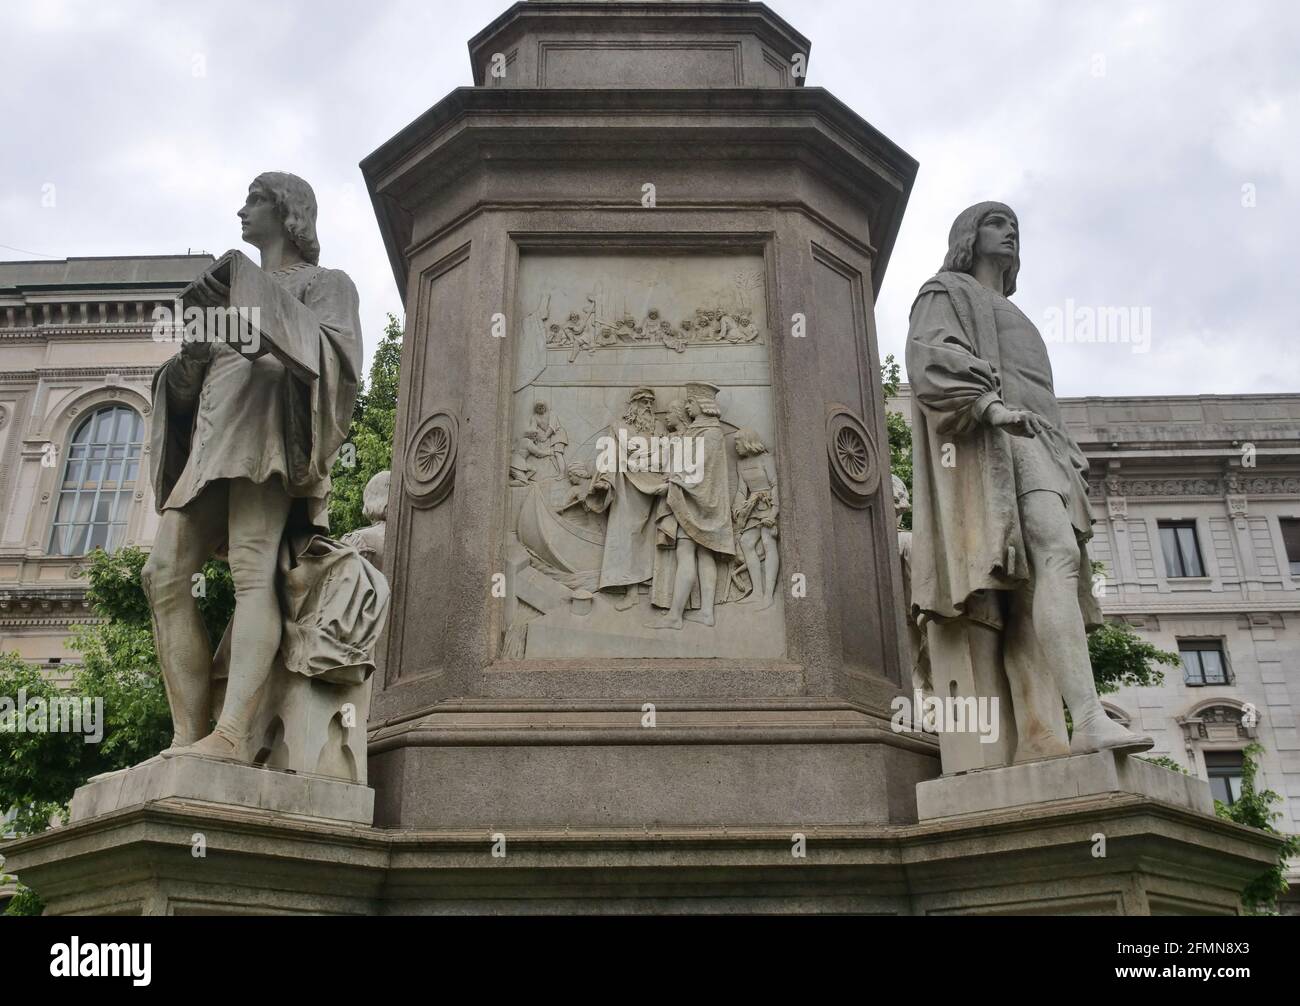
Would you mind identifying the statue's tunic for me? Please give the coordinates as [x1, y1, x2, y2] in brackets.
[150, 263, 363, 532]
[665, 417, 736, 556]
[587, 422, 664, 590]
[905, 270, 1100, 628]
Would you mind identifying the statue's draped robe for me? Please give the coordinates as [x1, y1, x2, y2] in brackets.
[150, 263, 362, 535]
[148, 260, 387, 683]
[588, 422, 664, 590]
[904, 270, 1101, 630]
[665, 417, 736, 557]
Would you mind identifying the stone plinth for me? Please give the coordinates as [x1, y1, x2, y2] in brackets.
[915, 750, 1212, 822]
[361, 0, 923, 835]
[3, 792, 1280, 915]
[70, 754, 375, 827]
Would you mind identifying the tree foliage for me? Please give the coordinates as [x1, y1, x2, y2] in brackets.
[1214, 743, 1300, 915]
[329, 314, 402, 537]
[880, 354, 912, 529]
[1087, 621, 1180, 695]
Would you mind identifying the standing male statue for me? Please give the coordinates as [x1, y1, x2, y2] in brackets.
[906, 201, 1153, 756]
[143, 171, 369, 762]
[646, 382, 736, 630]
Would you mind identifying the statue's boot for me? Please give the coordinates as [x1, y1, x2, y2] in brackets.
[1069, 712, 1154, 755]
[161, 726, 247, 764]
[1014, 725, 1071, 763]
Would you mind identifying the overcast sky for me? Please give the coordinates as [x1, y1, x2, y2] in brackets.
[2, 1, 1296, 396]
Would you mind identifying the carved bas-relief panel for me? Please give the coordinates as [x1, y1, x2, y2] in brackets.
[505, 253, 785, 660]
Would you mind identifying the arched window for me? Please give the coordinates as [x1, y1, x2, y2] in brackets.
[48, 404, 144, 556]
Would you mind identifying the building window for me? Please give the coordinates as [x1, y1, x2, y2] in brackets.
[1158, 520, 1205, 577]
[1281, 518, 1300, 577]
[1204, 750, 1245, 806]
[1179, 639, 1230, 685]
[48, 405, 143, 556]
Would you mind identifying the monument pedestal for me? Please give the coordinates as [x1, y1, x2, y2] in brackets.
[368, 698, 937, 829]
[4, 790, 1279, 915]
[70, 754, 375, 827]
[916, 750, 1212, 821]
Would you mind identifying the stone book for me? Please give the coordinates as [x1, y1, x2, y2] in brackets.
[181, 248, 321, 381]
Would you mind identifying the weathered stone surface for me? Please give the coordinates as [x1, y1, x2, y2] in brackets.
[916, 749, 1212, 821]
[69, 753, 374, 826]
[4, 792, 1279, 915]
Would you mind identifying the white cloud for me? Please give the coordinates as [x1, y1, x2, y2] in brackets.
[2, 0, 1296, 394]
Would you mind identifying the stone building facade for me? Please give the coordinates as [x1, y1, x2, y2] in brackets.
[0, 255, 212, 670]
[891, 385, 1300, 903]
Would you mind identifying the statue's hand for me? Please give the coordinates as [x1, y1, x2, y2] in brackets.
[188, 272, 230, 309]
[985, 402, 1048, 439]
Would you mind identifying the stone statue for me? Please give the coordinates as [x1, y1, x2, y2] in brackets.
[645, 381, 737, 629]
[892, 473, 929, 698]
[586, 386, 664, 610]
[529, 400, 568, 479]
[905, 201, 1152, 756]
[340, 470, 390, 573]
[731, 428, 779, 609]
[143, 171, 388, 767]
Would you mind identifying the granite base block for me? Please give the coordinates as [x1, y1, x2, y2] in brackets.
[70, 753, 374, 826]
[915, 749, 1212, 821]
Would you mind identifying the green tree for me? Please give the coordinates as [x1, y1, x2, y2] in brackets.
[329, 314, 403, 536]
[880, 354, 912, 529]
[1087, 620, 1180, 695]
[1214, 743, 1300, 915]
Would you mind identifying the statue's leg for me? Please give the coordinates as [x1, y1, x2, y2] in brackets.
[1019, 490, 1152, 754]
[759, 526, 779, 606]
[199, 478, 292, 756]
[646, 538, 696, 628]
[142, 484, 227, 748]
[738, 527, 762, 603]
[1002, 589, 1070, 761]
[687, 547, 718, 625]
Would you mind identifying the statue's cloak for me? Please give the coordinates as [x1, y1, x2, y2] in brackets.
[666, 418, 736, 557]
[149, 259, 362, 535]
[904, 270, 1100, 629]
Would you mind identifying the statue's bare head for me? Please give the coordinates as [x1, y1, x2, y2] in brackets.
[734, 428, 768, 458]
[942, 201, 1019, 296]
[363, 470, 391, 524]
[623, 388, 656, 433]
[891, 473, 910, 513]
[240, 172, 320, 265]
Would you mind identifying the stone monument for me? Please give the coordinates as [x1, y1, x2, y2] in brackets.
[361, 0, 929, 833]
[4, 3, 1282, 915]
[63, 172, 390, 826]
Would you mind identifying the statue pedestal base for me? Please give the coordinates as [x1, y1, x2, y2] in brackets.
[915, 749, 1211, 821]
[69, 753, 374, 827]
[6, 786, 1277, 915]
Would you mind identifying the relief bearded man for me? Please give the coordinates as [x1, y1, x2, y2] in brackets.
[905, 201, 1153, 756]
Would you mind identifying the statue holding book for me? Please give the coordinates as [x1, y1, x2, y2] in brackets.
[141, 171, 389, 775]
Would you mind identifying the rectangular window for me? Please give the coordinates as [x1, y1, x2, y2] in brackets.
[1159, 521, 1205, 577]
[1180, 640, 1230, 685]
[1205, 750, 1244, 806]
[1281, 518, 1300, 577]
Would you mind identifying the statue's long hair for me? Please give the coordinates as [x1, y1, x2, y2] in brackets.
[941, 201, 1019, 296]
[734, 428, 768, 458]
[251, 171, 320, 265]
